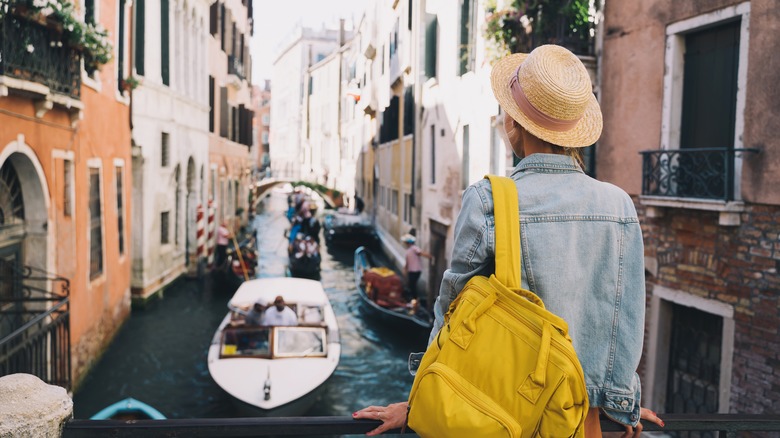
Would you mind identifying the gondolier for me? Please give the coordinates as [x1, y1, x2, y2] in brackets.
[401, 234, 432, 302]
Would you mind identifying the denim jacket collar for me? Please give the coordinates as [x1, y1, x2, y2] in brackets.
[511, 153, 584, 175]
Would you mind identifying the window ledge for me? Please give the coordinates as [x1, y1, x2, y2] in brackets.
[639, 196, 745, 226]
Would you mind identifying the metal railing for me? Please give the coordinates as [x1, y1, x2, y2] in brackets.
[62, 414, 780, 437]
[640, 148, 760, 201]
[0, 265, 71, 391]
[0, 11, 82, 99]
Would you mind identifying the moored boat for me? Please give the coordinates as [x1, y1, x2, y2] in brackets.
[354, 246, 434, 333]
[207, 277, 340, 416]
[90, 397, 166, 420]
[324, 210, 379, 248]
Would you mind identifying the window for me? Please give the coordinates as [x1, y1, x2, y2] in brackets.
[63, 159, 73, 216]
[116, 0, 127, 93]
[85, 0, 96, 24]
[653, 3, 751, 204]
[458, 0, 477, 75]
[391, 189, 399, 215]
[174, 166, 180, 246]
[89, 167, 103, 279]
[160, 211, 170, 244]
[161, 132, 170, 167]
[461, 124, 470, 189]
[425, 15, 438, 78]
[209, 76, 215, 132]
[161, 0, 170, 86]
[116, 166, 125, 255]
[644, 286, 735, 416]
[430, 125, 436, 184]
[403, 86, 414, 136]
[134, 0, 145, 75]
[261, 132, 269, 144]
[403, 193, 411, 224]
[262, 114, 270, 126]
[379, 96, 400, 144]
[220, 86, 229, 138]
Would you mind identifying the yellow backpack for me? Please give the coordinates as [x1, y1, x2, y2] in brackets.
[407, 175, 589, 438]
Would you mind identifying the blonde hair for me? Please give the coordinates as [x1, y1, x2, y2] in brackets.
[550, 144, 586, 171]
[506, 116, 586, 171]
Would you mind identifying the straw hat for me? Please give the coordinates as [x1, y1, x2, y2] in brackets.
[490, 45, 602, 148]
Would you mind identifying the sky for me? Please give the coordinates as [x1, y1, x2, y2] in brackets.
[251, 0, 366, 84]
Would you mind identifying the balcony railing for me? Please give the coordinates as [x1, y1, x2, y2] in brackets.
[640, 148, 759, 202]
[61, 414, 780, 437]
[0, 265, 71, 391]
[228, 54, 245, 81]
[0, 12, 82, 99]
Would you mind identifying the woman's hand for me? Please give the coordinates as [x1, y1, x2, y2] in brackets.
[352, 402, 409, 436]
[620, 408, 664, 438]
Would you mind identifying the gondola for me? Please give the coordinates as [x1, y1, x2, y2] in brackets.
[353, 246, 433, 333]
[324, 210, 379, 248]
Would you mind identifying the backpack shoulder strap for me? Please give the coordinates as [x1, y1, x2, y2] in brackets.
[485, 175, 521, 289]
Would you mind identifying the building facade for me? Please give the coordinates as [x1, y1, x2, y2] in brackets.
[0, 0, 133, 388]
[130, 0, 212, 298]
[207, 0, 254, 245]
[270, 26, 343, 180]
[252, 80, 271, 174]
[599, 0, 780, 416]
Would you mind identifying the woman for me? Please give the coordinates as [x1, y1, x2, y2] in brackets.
[354, 45, 664, 437]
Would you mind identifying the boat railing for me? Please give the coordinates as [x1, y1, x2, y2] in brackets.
[61, 414, 780, 437]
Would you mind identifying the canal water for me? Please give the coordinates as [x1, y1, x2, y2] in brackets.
[73, 189, 430, 423]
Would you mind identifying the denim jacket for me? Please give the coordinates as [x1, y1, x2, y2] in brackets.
[425, 153, 645, 426]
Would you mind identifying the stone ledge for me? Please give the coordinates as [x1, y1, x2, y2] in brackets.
[0, 374, 72, 438]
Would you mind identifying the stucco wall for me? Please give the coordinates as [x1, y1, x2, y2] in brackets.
[600, 0, 780, 205]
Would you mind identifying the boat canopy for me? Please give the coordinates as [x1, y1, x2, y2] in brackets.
[228, 278, 328, 309]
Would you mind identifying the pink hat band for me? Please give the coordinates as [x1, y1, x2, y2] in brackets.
[508, 65, 582, 132]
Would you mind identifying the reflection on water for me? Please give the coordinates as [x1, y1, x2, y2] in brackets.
[73, 191, 429, 421]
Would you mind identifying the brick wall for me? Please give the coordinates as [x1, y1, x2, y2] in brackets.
[635, 198, 780, 414]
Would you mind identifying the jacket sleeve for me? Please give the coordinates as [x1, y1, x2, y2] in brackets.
[601, 219, 646, 427]
[428, 184, 493, 346]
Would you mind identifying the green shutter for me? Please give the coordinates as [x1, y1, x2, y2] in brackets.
[134, 0, 144, 75]
[161, 0, 170, 86]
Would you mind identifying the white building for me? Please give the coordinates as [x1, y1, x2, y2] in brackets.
[131, 0, 212, 299]
[270, 26, 345, 180]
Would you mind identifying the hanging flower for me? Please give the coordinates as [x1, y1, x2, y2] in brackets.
[4, 0, 114, 70]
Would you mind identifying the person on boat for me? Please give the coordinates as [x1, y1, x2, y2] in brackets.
[301, 203, 321, 244]
[354, 44, 664, 436]
[215, 221, 232, 269]
[245, 301, 266, 326]
[261, 296, 298, 326]
[401, 234, 432, 302]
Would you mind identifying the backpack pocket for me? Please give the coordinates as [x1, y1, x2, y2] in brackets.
[408, 362, 522, 438]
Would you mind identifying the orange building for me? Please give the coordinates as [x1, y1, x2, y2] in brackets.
[0, 0, 133, 390]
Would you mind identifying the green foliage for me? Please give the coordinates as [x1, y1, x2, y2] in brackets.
[3, 0, 114, 70]
[483, 0, 598, 62]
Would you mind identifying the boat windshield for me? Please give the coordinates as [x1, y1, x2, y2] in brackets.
[273, 326, 327, 358]
[220, 327, 271, 358]
[220, 326, 327, 358]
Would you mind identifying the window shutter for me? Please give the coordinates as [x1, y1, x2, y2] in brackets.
[135, 0, 145, 75]
[161, 0, 170, 85]
[209, 2, 218, 35]
[220, 87, 229, 138]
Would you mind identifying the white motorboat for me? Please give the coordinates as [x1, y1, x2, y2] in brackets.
[207, 277, 341, 415]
